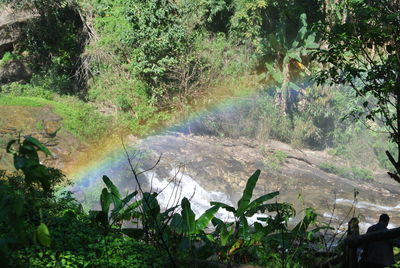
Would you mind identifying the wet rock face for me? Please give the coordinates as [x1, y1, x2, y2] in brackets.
[0, 106, 82, 171]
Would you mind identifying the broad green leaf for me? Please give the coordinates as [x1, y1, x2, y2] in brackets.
[220, 224, 234, 246]
[267, 33, 281, 51]
[25, 136, 51, 156]
[238, 216, 249, 237]
[254, 221, 263, 232]
[117, 200, 142, 220]
[265, 63, 283, 84]
[103, 176, 122, 211]
[292, 207, 317, 233]
[211, 217, 225, 233]
[196, 205, 219, 232]
[236, 169, 261, 217]
[170, 213, 183, 233]
[245, 191, 280, 217]
[286, 51, 302, 62]
[100, 188, 111, 214]
[304, 33, 317, 49]
[121, 191, 138, 205]
[294, 13, 307, 46]
[210, 202, 236, 213]
[181, 197, 196, 235]
[102, 176, 121, 199]
[37, 223, 51, 247]
[142, 192, 160, 217]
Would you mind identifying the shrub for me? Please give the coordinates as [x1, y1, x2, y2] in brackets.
[0, 52, 19, 67]
[0, 82, 54, 100]
[51, 96, 109, 141]
[263, 149, 288, 171]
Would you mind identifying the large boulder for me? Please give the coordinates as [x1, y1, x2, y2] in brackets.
[0, 5, 38, 56]
[0, 59, 32, 83]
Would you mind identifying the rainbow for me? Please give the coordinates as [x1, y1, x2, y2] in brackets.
[64, 75, 265, 189]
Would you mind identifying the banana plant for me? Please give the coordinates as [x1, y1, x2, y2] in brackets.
[264, 13, 318, 112]
[90, 175, 140, 232]
[170, 197, 219, 236]
[211, 169, 279, 233]
[167, 197, 219, 260]
[210, 169, 282, 258]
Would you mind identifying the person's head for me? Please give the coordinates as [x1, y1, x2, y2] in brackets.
[379, 213, 390, 226]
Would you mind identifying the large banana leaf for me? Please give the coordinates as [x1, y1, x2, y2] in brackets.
[181, 197, 196, 235]
[195, 205, 219, 232]
[291, 207, 317, 233]
[244, 191, 280, 217]
[265, 62, 283, 84]
[210, 201, 236, 213]
[238, 216, 249, 238]
[25, 136, 52, 156]
[100, 188, 111, 214]
[236, 169, 261, 217]
[103, 175, 122, 210]
[121, 191, 138, 205]
[142, 192, 160, 217]
[170, 213, 183, 233]
[292, 13, 308, 48]
[102, 176, 121, 198]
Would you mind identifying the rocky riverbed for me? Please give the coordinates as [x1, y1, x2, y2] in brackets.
[67, 132, 400, 233]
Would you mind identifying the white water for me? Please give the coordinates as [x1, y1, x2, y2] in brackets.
[334, 198, 399, 232]
[143, 168, 268, 223]
[335, 198, 400, 212]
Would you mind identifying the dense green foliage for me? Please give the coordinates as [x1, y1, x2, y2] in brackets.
[0, 138, 164, 267]
[314, 0, 400, 181]
[0, 0, 395, 174]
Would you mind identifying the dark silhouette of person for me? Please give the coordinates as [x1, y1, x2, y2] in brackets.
[361, 214, 400, 268]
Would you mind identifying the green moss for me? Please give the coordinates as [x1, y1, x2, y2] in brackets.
[318, 162, 373, 181]
[0, 96, 108, 141]
[0, 96, 45, 107]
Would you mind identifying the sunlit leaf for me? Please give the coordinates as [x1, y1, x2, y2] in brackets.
[236, 169, 260, 217]
[25, 136, 51, 156]
[196, 205, 219, 232]
[36, 223, 51, 247]
[210, 201, 235, 213]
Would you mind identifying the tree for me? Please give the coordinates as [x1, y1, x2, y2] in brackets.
[314, 0, 400, 182]
[124, 0, 190, 91]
